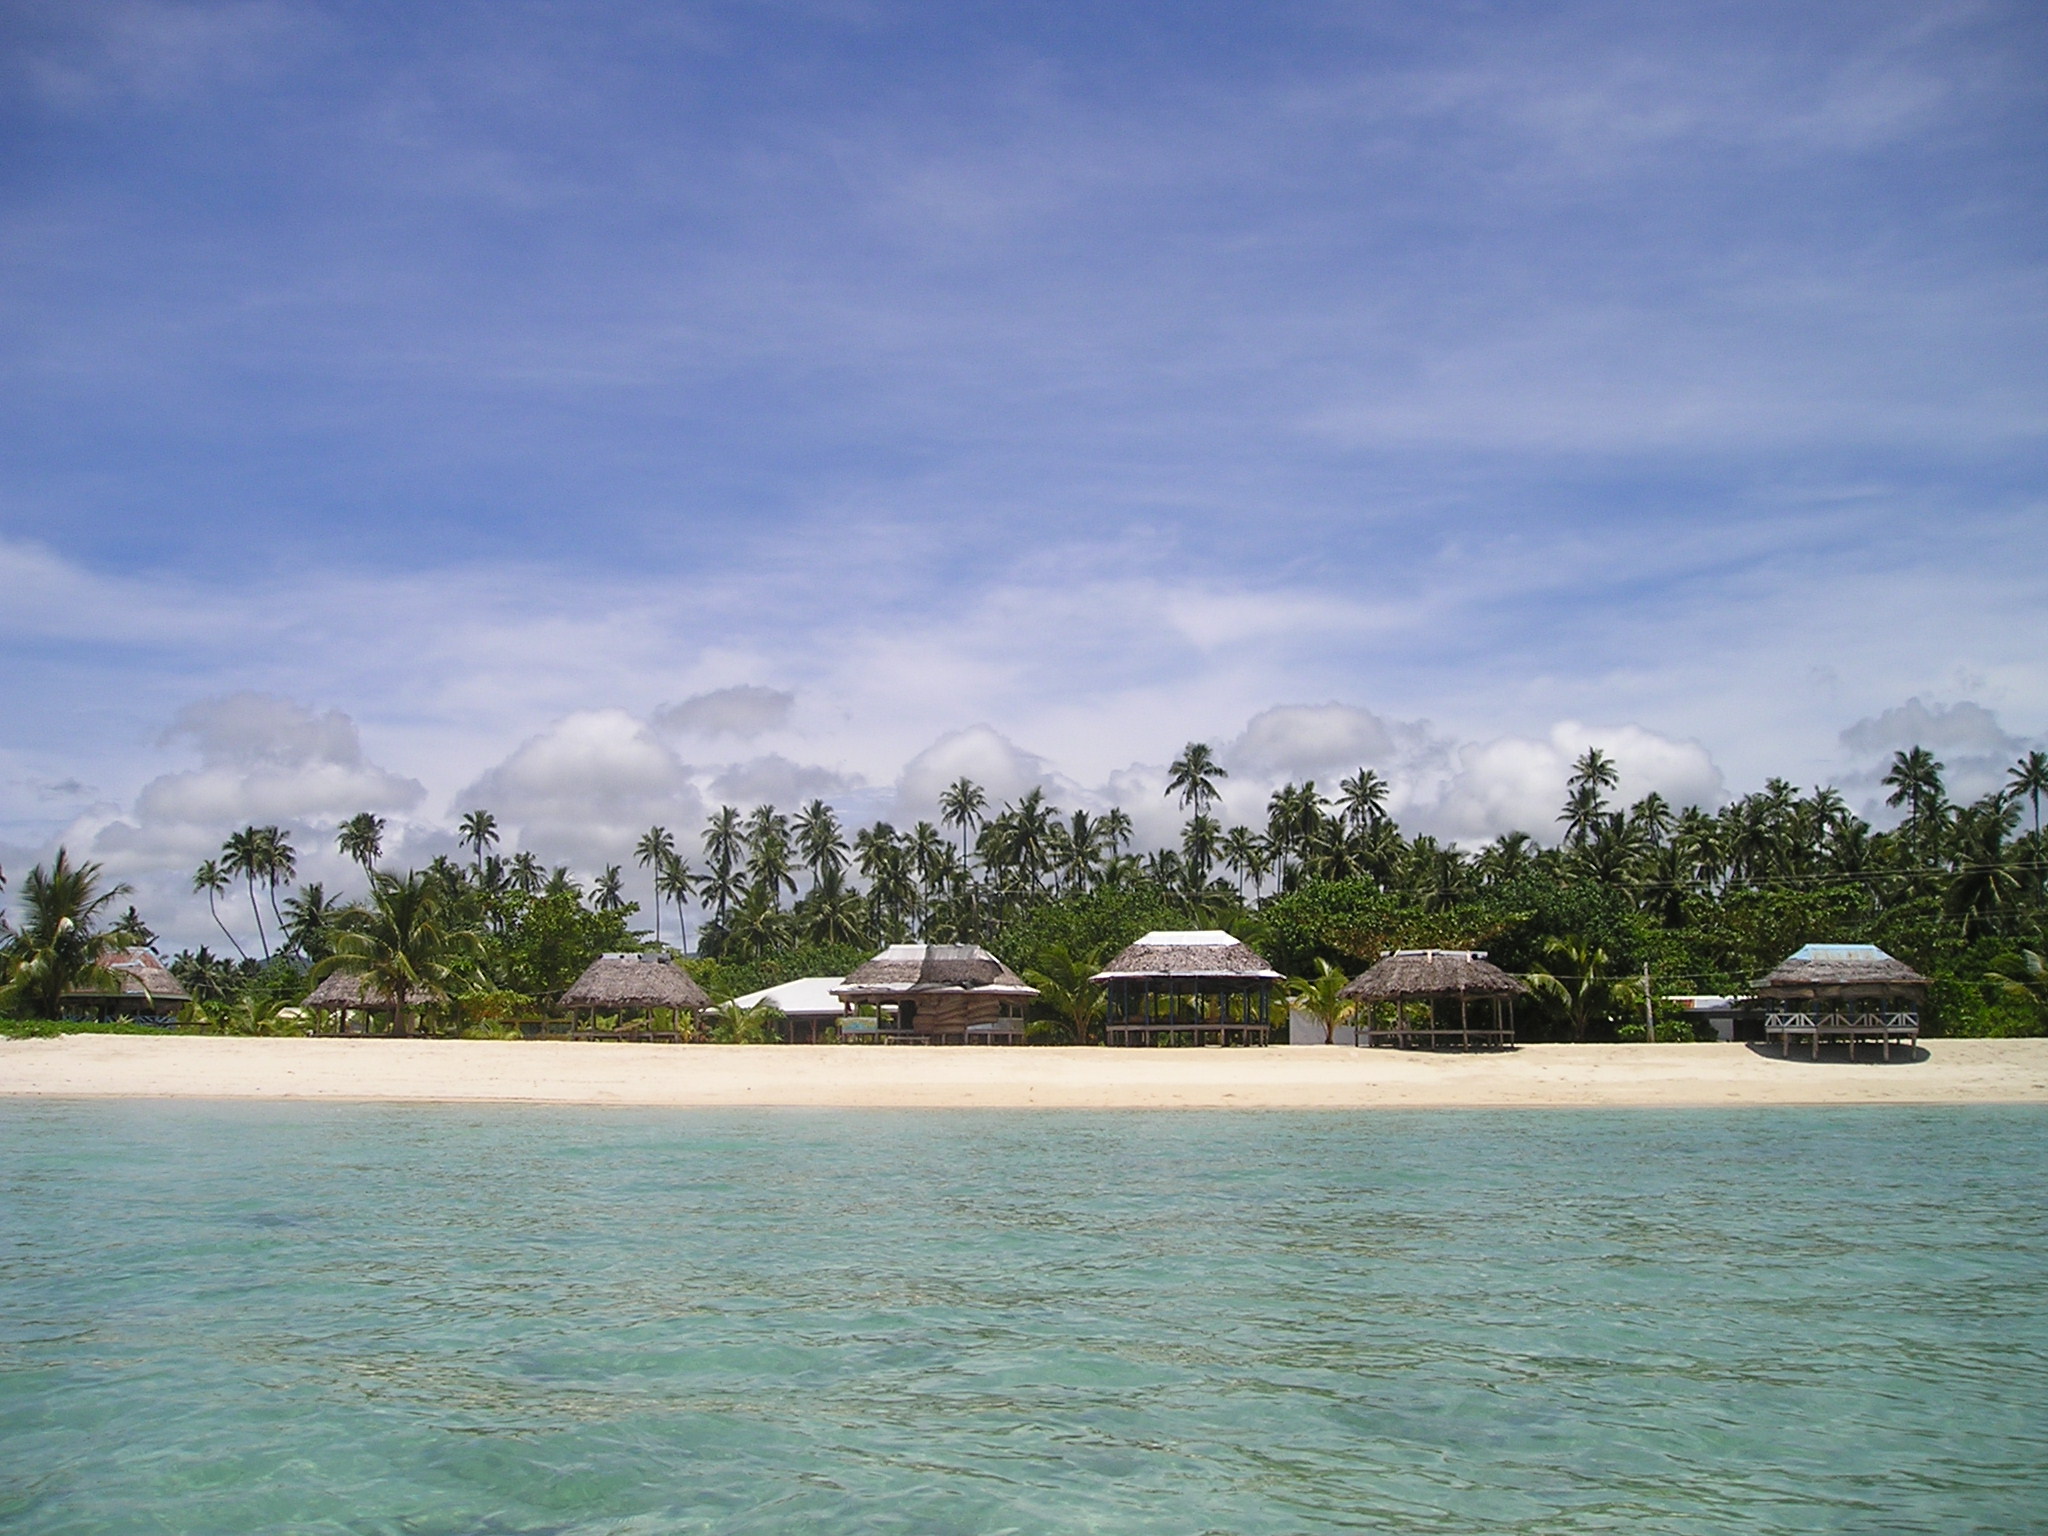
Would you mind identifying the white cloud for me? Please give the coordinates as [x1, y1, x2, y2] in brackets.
[891, 726, 1057, 824]
[707, 755, 860, 808]
[456, 709, 703, 867]
[1837, 697, 2036, 810]
[88, 692, 423, 860]
[1433, 721, 1724, 840]
[652, 685, 795, 740]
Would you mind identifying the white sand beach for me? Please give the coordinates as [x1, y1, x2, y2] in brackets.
[2, 1035, 2045, 1109]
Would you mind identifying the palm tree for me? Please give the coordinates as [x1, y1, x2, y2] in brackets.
[794, 800, 849, 892]
[258, 826, 296, 938]
[221, 827, 272, 960]
[508, 850, 543, 895]
[1287, 958, 1356, 1045]
[1946, 795, 2022, 938]
[593, 865, 627, 913]
[635, 826, 677, 944]
[1338, 769, 1390, 831]
[337, 812, 385, 875]
[0, 850, 130, 1017]
[702, 806, 744, 923]
[939, 777, 988, 863]
[318, 871, 482, 1038]
[1166, 742, 1228, 813]
[656, 853, 695, 952]
[1570, 747, 1620, 797]
[908, 821, 951, 922]
[1005, 789, 1058, 889]
[1220, 826, 1265, 900]
[743, 805, 796, 910]
[1265, 782, 1323, 886]
[801, 865, 868, 947]
[1525, 936, 1632, 1043]
[1099, 807, 1134, 860]
[458, 809, 500, 871]
[281, 882, 339, 962]
[1022, 944, 1106, 1046]
[1883, 746, 1946, 839]
[1557, 782, 1606, 850]
[191, 858, 247, 960]
[1181, 813, 1222, 885]
[2009, 750, 2048, 840]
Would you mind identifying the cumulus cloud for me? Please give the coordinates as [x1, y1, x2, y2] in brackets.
[652, 685, 795, 740]
[1838, 697, 2034, 808]
[708, 755, 861, 807]
[892, 726, 1056, 822]
[1432, 721, 1724, 840]
[103, 693, 424, 849]
[457, 709, 703, 866]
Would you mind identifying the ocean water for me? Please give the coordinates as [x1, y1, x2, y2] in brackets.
[0, 1104, 2043, 1535]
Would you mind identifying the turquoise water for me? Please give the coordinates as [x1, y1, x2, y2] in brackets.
[1, 1105, 2043, 1534]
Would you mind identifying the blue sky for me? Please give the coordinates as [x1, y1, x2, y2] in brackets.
[2, 0, 2044, 941]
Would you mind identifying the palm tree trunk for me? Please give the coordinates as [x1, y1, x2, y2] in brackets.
[209, 891, 248, 960]
[246, 877, 270, 960]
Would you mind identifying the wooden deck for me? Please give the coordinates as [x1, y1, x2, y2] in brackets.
[1764, 1010, 1920, 1060]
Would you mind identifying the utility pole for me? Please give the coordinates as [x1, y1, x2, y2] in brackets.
[1643, 962, 1657, 1043]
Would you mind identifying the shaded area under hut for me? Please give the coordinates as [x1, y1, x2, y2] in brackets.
[1340, 950, 1526, 1051]
[832, 945, 1036, 1044]
[1752, 943, 1926, 1060]
[730, 976, 846, 1043]
[57, 948, 190, 1022]
[1092, 930, 1280, 1047]
[558, 953, 713, 1041]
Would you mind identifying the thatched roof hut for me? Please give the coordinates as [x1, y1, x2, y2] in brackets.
[835, 944, 1037, 999]
[1091, 930, 1281, 982]
[560, 953, 713, 1014]
[1752, 944, 1927, 999]
[59, 948, 190, 1012]
[1341, 950, 1524, 1051]
[832, 945, 1036, 1041]
[1340, 949, 1529, 1002]
[1091, 931, 1279, 1047]
[303, 970, 399, 1011]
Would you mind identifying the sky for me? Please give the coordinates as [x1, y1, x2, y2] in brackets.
[2, 0, 2044, 946]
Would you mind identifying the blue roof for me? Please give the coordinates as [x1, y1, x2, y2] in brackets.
[1787, 943, 1891, 961]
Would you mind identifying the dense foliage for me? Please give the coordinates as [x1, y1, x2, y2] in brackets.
[4, 742, 2043, 1039]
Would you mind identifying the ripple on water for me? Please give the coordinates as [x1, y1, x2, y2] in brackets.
[0, 1102, 2043, 1534]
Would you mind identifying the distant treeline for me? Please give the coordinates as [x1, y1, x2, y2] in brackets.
[4, 743, 2044, 1039]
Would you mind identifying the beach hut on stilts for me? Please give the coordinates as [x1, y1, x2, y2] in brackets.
[831, 944, 1037, 1044]
[303, 971, 404, 1036]
[1092, 930, 1281, 1046]
[559, 953, 713, 1041]
[1341, 949, 1525, 1050]
[1752, 943, 1925, 1060]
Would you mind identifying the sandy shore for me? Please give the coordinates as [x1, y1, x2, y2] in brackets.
[2, 1035, 2045, 1109]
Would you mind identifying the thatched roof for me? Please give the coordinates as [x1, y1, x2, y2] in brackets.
[835, 944, 1037, 999]
[61, 948, 190, 1004]
[560, 953, 713, 1012]
[1752, 943, 1927, 996]
[304, 970, 400, 1010]
[1340, 950, 1528, 1001]
[1092, 930, 1281, 982]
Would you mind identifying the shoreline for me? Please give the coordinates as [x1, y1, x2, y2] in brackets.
[2, 1035, 2045, 1109]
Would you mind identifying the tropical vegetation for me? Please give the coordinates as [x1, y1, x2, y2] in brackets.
[3, 740, 2044, 1039]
